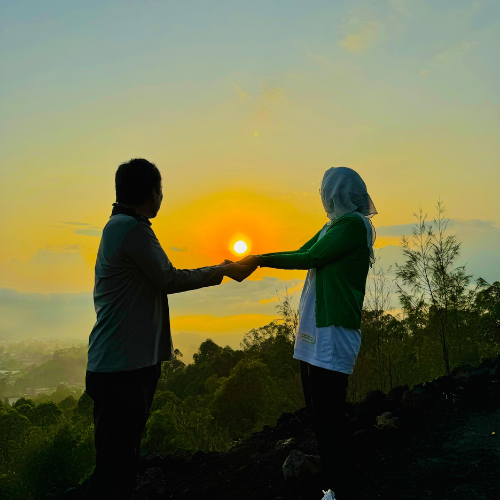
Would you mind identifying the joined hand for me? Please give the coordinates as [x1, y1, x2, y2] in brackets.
[236, 255, 260, 267]
[223, 263, 256, 282]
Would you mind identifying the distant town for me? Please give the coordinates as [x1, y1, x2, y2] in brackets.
[0, 338, 87, 406]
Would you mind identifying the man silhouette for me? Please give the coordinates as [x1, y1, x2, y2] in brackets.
[84, 158, 255, 499]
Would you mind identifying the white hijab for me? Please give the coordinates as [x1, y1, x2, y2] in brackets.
[320, 166, 377, 266]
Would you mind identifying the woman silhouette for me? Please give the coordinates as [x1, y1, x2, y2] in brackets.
[238, 166, 377, 500]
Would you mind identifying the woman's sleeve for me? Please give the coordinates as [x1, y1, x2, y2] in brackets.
[258, 228, 322, 259]
[258, 216, 365, 270]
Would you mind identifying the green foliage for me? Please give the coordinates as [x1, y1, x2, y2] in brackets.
[192, 339, 222, 364]
[0, 392, 96, 500]
[211, 358, 270, 439]
[0, 409, 33, 470]
[71, 391, 94, 424]
[58, 395, 77, 411]
[142, 390, 232, 454]
[29, 402, 63, 427]
[19, 421, 95, 499]
[12, 397, 35, 409]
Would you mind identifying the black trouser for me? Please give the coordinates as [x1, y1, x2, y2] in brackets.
[84, 362, 162, 500]
[300, 360, 356, 500]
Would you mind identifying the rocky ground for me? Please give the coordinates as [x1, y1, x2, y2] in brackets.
[57, 356, 500, 500]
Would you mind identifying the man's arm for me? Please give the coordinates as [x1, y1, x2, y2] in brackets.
[121, 223, 251, 294]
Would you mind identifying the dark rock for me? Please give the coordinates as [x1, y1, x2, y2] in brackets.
[402, 390, 424, 411]
[354, 389, 389, 427]
[276, 412, 301, 431]
[282, 449, 322, 482]
[277, 412, 295, 426]
[387, 384, 409, 404]
[431, 374, 456, 392]
[62, 487, 83, 499]
[293, 406, 310, 425]
[421, 380, 439, 393]
[375, 411, 399, 431]
[135, 467, 167, 498]
[275, 437, 297, 451]
[138, 453, 164, 474]
[172, 447, 192, 463]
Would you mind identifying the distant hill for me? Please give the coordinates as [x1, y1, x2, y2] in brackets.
[15, 347, 87, 391]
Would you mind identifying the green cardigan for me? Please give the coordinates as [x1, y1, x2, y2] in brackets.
[258, 213, 370, 330]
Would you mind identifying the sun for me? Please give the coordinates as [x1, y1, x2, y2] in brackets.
[229, 233, 251, 256]
[234, 240, 247, 254]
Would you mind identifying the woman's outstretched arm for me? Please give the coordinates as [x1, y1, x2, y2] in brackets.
[257, 215, 366, 270]
[257, 228, 322, 259]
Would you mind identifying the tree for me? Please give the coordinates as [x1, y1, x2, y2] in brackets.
[58, 395, 77, 411]
[395, 201, 470, 375]
[12, 398, 35, 410]
[193, 339, 222, 364]
[0, 409, 32, 472]
[211, 358, 270, 440]
[29, 402, 63, 427]
[71, 391, 93, 424]
[472, 280, 500, 355]
[157, 349, 186, 393]
[275, 286, 299, 342]
[364, 254, 395, 391]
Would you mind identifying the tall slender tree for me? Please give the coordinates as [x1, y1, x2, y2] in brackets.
[396, 200, 469, 374]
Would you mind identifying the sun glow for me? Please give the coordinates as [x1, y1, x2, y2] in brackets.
[228, 232, 252, 257]
[234, 240, 247, 254]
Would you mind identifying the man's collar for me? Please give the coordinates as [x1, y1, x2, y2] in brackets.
[111, 202, 152, 226]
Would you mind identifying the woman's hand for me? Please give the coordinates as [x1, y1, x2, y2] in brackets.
[236, 255, 260, 267]
[223, 263, 256, 282]
[219, 259, 234, 266]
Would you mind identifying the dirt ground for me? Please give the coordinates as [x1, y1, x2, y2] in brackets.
[129, 359, 500, 500]
[57, 357, 500, 500]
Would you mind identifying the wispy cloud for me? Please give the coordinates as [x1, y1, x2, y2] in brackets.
[340, 21, 380, 55]
[229, 83, 251, 100]
[433, 39, 478, 65]
[169, 246, 188, 252]
[74, 229, 102, 237]
[389, 0, 413, 19]
[61, 221, 102, 237]
[254, 86, 287, 122]
[259, 282, 304, 304]
[45, 244, 83, 253]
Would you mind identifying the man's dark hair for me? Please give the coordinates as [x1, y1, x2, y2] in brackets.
[115, 158, 162, 206]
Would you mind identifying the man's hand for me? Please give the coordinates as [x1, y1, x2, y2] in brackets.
[236, 255, 260, 267]
[219, 259, 234, 265]
[223, 263, 256, 282]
